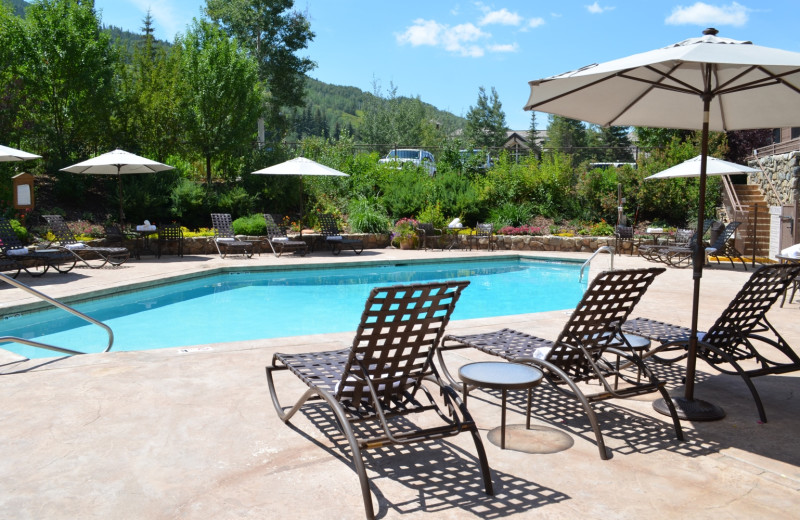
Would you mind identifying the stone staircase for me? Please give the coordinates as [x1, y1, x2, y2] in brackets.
[728, 184, 771, 257]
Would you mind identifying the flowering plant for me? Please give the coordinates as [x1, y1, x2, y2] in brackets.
[391, 217, 419, 241]
[498, 225, 544, 236]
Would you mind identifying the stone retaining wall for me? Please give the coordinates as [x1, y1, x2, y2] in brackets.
[96, 233, 626, 254]
[748, 151, 800, 206]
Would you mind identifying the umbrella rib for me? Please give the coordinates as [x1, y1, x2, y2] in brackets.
[603, 62, 693, 126]
[525, 71, 624, 110]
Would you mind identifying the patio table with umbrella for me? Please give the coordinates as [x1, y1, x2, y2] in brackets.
[251, 157, 348, 233]
[525, 28, 800, 420]
[0, 145, 41, 162]
[60, 149, 174, 225]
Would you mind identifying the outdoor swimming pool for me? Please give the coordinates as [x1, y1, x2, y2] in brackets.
[1, 258, 586, 359]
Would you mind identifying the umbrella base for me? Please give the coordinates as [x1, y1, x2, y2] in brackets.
[653, 397, 725, 421]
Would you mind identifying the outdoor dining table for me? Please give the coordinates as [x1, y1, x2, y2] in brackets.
[132, 228, 159, 259]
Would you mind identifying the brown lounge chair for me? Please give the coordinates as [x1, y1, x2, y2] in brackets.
[317, 213, 363, 255]
[265, 281, 493, 519]
[43, 214, 129, 268]
[210, 213, 253, 258]
[622, 263, 800, 423]
[0, 217, 76, 276]
[440, 267, 683, 460]
[262, 214, 307, 257]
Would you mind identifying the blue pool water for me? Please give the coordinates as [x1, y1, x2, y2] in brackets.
[1, 258, 586, 359]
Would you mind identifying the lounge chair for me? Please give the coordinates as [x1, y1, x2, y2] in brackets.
[157, 223, 184, 257]
[622, 263, 800, 423]
[210, 213, 253, 258]
[638, 220, 713, 263]
[0, 257, 20, 278]
[262, 214, 307, 257]
[468, 222, 497, 251]
[0, 217, 76, 276]
[317, 213, 363, 255]
[440, 267, 683, 460]
[265, 280, 493, 519]
[663, 221, 743, 269]
[415, 222, 444, 250]
[43, 215, 130, 268]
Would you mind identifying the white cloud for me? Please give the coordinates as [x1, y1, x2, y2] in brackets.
[488, 43, 519, 53]
[666, 2, 750, 27]
[479, 8, 522, 26]
[586, 2, 615, 14]
[397, 20, 490, 57]
[528, 17, 546, 29]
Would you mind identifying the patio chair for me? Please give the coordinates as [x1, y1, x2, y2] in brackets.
[415, 222, 444, 250]
[103, 224, 135, 246]
[157, 223, 184, 257]
[210, 213, 253, 258]
[622, 263, 800, 423]
[265, 280, 493, 519]
[468, 222, 497, 251]
[43, 215, 130, 268]
[639, 219, 714, 264]
[439, 267, 683, 460]
[317, 213, 363, 255]
[0, 217, 76, 277]
[664, 221, 743, 269]
[262, 214, 307, 257]
[614, 225, 635, 255]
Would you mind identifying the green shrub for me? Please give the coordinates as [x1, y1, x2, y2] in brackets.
[169, 179, 208, 228]
[347, 197, 390, 233]
[232, 214, 267, 235]
[489, 202, 534, 229]
[217, 186, 255, 217]
[9, 219, 29, 243]
[416, 202, 447, 229]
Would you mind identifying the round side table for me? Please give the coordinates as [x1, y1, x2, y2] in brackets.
[459, 361, 543, 449]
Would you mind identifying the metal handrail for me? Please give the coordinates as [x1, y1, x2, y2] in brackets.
[580, 246, 614, 282]
[0, 272, 114, 357]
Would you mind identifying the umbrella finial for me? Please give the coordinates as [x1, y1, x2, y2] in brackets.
[703, 27, 718, 36]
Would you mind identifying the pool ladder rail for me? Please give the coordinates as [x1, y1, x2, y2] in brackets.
[580, 246, 614, 283]
[0, 272, 113, 357]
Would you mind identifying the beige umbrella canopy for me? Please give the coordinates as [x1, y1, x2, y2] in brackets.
[645, 155, 759, 180]
[61, 149, 174, 224]
[0, 144, 41, 162]
[526, 28, 800, 421]
[252, 157, 348, 227]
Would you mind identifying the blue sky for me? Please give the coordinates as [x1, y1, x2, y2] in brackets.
[94, 1, 800, 130]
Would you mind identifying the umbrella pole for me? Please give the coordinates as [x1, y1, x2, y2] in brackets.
[117, 167, 124, 225]
[653, 89, 725, 421]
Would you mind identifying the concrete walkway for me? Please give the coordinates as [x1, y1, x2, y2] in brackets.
[1, 248, 798, 519]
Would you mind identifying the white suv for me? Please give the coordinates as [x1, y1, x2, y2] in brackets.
[379, 149, 436, 175]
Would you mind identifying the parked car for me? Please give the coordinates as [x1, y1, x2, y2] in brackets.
[379, 148, 436, 175]
[459, 149, 493, 171]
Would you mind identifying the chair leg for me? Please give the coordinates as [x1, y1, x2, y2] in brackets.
[532, 360, 609, 460]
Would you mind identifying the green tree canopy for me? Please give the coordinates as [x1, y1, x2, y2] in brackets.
[205, 0, 315, 139]
[17, 0, 117, 168]
[178, 19, 264, 184]
[464, 86, 507, 149]
[545, 115, 588, 163]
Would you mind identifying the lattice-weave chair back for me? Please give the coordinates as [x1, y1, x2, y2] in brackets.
[703, 263, 800, 359]
[548, 268, 665, 378]
[211, 213, 235, 239]
[338, 281, 469, 404]
[43, 215, 80, 246]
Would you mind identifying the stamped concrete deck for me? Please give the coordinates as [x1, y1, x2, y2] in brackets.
[1, 248, 798, 519]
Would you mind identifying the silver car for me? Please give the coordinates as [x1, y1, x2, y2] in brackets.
[379, 149, 436, 175]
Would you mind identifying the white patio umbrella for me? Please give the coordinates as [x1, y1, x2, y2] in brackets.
[645, 155, 759, 180]
[526, 28, 800, 420]
[252, 157, 348, 229]
[0, 144, 41, 162]
[61, 149, 174, 223]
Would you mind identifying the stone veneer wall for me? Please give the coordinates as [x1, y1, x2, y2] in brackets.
[747, 151, 800, 206]
[97, 233, 626, 254]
